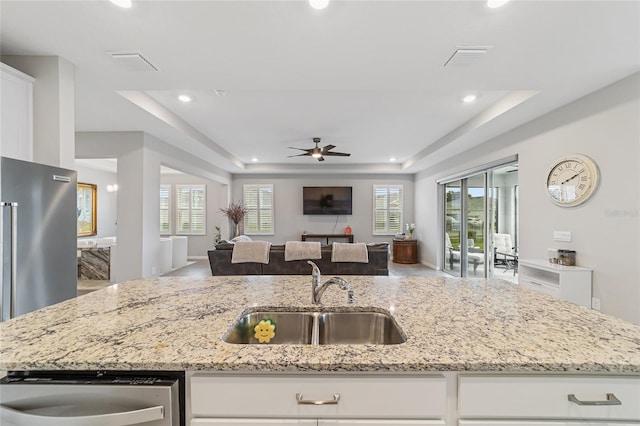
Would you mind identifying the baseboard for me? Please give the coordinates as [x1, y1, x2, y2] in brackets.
[188, 256, 207, 260]
[421, 260, 437, 270]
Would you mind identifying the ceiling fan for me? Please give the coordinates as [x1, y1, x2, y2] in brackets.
[288, 137, 351, 162]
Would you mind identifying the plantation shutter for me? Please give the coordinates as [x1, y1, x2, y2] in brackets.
[243, 184, 274, 235]
[373, 185, 403, 235]
[160, 185, 171, 234]
[176, 184, 206, 235]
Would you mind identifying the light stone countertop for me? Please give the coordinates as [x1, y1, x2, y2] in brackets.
[1, 275, 639, 373]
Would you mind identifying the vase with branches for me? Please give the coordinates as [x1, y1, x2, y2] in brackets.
[220, 201, 248, 238]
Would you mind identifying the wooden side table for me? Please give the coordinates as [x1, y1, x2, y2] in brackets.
[392, 239, 417, 264]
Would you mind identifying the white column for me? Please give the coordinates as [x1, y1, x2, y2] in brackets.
[115, 137, 161, 281]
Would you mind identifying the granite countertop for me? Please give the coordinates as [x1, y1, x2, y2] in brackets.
[1, 275, 639, 373]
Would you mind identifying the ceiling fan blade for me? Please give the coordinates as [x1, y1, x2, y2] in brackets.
[288, 153, 311, 157]
[288, 146, 312, 153]
[317, 156, 325, 162]
[323, 151, 351, 157]
[322, 144, 336, 152]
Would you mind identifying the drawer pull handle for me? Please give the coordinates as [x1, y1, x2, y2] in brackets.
[568, 393, 622, 406]
[296, 393, 340, 405]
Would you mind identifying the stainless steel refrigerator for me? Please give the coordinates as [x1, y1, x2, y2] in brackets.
[1, 156, 78, 321]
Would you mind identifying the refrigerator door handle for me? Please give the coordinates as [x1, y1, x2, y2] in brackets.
[1, 202, 18, 320]
[0, 404, 164, 426]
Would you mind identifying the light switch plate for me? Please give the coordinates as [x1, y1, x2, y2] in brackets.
[553, 231, 572, 242]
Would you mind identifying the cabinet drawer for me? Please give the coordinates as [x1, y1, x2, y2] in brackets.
[192, 420, 316, 425]
[321, 421, 445, 425]
[458, 375, 640, 420]
[459, 422, 640, 426]
[519, 276, 560, 298]
[192, 420, 446, 426]
[191, 375, 446, 419]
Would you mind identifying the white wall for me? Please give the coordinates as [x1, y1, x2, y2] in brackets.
[495, 172, 518, 243]
[231, 174, 414, 244]
[161, 173, 227, 257]
[74, 163, 118, 238]
[415, 72, 640, 324]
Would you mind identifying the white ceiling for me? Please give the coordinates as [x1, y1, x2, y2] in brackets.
[2, 1, 639, 175]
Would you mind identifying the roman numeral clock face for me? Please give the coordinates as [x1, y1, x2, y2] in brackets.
[546, 154, 600, 207]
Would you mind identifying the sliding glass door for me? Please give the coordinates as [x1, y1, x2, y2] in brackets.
[440, 160, 518, 278]
[443, 180, 462, 275]
[466, 174, 486, 277]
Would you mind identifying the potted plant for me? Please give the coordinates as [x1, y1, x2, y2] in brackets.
[220, 201, 248, 238]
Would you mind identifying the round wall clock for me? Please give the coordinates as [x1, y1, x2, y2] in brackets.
[546, 154, 600, 207]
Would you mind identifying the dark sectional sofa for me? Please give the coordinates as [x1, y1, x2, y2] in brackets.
[207, 243, 389, 276]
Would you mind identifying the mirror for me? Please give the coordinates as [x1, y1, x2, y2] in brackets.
[77, 182, 97, 237]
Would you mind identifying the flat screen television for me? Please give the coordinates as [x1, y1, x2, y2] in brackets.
[303, 186, 352, 215]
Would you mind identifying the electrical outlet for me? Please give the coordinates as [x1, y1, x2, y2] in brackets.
[151, 266, 158, 276]
[591, 297, 601, 311]
[553, 231, 572, 242]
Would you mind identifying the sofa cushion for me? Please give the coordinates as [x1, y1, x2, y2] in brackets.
[208, 248, 261, 275]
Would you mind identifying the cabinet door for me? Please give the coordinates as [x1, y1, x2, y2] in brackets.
[192, 420, 316, 426]
[191, 375, 446, 419]
[458, 375, 640, 420]
[320, 421, 445, 426]
[1, 64, 33, 161]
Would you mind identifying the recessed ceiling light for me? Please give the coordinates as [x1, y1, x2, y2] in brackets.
[487, 0, 510, 8]
[110, 0, 132, 8]
[251, 157, 258, 162]
[462, 94, 477, 103]
[178, 95, 192, 103]
[309, 0, 330, 10]
[389, 157, 396, 162]
[214, 89, 227, 97]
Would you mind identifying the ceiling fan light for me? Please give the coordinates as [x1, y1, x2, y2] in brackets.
[312, 152, 322, 159]
[309, 0, 330, 10]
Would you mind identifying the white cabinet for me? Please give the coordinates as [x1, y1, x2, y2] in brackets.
[189, 374, 447, 425]
[518, 259, 592, 307]
[458, 375, 640, 423]
[1, 63, 34, 162]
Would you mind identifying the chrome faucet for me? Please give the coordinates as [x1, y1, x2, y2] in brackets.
[307, 261, 352, 304]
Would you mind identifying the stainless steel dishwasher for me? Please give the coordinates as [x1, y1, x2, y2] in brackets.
[0, 371, 183, 426]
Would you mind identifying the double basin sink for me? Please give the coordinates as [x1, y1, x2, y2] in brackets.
[224, 309, 406, 345]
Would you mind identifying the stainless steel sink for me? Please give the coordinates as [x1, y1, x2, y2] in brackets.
[223, 309, 405, 345]
[317, 311, 406, 345]
[224, 311, 314, 344]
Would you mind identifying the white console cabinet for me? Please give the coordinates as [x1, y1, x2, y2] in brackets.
[518, 259, 592, 308]
[1, 63, 34, 161]
[189, 374, 446, 426]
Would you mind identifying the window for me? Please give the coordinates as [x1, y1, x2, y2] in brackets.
[160, 185, 171, 234]
[176, 185, 206, 235]
[243, 184, 274, 235]
[373, 185, 403, 235]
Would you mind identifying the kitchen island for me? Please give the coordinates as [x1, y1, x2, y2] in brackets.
[1, 275, 639, 424]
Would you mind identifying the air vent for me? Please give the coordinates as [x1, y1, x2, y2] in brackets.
[444, 47, 491, 67]
[108, 51, 159, 71]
